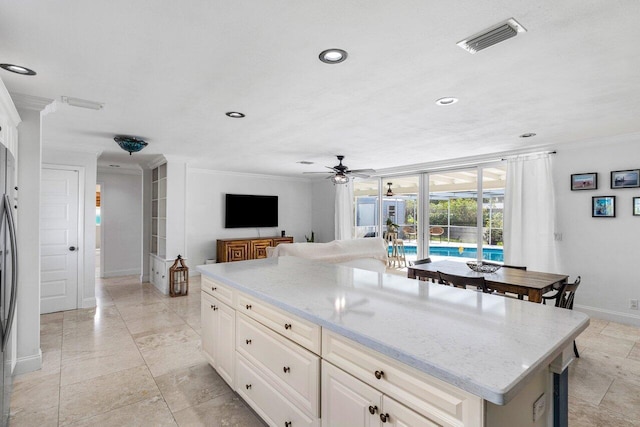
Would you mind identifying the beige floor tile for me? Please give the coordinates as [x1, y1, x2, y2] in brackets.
[574, 348, 640, 387]
[155, 363, 233, 413]
[600, 377, 640, 421]
[140, 338, 205, 378]
[125, 311, 188, 335]
[40, 330, 63, 352]
[59, 365, 161, 426]
[64, 396, 177, 427]
[172, 392, 265, 427]
[584, 317, 609, 333]
[62, 324, 138, 356]
[568, 395, 637, 427]
[629, 343, 640, 361]
[133, 323, 200, 352]
[11, 372, 60, 414]
[568, 363, 615, 405]
[9, 404, 59, 427]
[62, 314, 128, 338]
[601, 322, 640, 342]
[60, 346, 145, 386]
[575, 332, 636, 358]
[117, 301, 173, 322]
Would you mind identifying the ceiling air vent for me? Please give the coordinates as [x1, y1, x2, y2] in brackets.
[457, 18, 526, 54]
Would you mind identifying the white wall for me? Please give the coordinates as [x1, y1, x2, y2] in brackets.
[42, 148, 97, 309]
[554, 135, 640, 326]
[97, 169, 143, 278]
[186, 169, 313, 268]
[311, 180, 336, 243]
[15, 107, 41, 374]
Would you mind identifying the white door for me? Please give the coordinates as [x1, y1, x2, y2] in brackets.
[40, 168, 80, 313]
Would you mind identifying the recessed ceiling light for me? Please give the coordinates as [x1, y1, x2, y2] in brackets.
[519, 133, 537, 138]
[0, 63, 37, 76]
[109, 164, 121, 168]
[297, 161, 314, 165]
[319, 49, 348, 64]
[435, 97, 458, 106]
[226, 112, 245, 118]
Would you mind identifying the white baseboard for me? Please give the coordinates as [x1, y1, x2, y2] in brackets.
[102, 268, 141, 278]
[575, 304, 640, 327]
[14, 350, 42, 375]
[83, 297, 97, 308]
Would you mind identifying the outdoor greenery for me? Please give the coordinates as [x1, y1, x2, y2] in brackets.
[429, 198, 503, 245]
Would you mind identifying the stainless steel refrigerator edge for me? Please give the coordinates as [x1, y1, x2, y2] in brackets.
[0, 142, 18, 426]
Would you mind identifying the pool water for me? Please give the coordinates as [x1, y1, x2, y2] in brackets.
[389, 244, 504, 262]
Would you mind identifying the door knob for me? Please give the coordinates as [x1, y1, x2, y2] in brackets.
[69, 246, 77, 251]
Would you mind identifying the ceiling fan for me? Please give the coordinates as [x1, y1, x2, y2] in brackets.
[305, 155, 376, 184]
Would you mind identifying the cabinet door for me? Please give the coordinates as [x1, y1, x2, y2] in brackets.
[322, 361, 382, 427]
[250, 239, 273, 259]
[226, 241, 250, 262]
[201, 292, 217, 367]
[381, 397, 440, 427]
[216, 301, 235, 388]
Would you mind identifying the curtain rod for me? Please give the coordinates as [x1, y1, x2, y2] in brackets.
[500, 150, 556, 161]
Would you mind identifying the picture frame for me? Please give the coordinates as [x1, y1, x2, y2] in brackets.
[571, 172, 597, 190]
[634, 197, 640, 216]
[610, 169, 640, 189]
[592, 196, 615, 217]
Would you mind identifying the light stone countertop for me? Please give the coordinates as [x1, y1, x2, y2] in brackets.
[197, 256, 589, 405]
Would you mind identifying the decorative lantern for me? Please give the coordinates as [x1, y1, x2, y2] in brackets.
[169, 255, 189, 297]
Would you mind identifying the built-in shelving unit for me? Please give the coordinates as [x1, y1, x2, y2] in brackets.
[151, 163, 167, 259]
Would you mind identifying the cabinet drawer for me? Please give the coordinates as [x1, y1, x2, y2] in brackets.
[322, 331, 483, 427]
[201, 276, 234, 306]
[236, 354, 320, 427]
[237, 313, 320, 416]
[237, 292, 321, 354]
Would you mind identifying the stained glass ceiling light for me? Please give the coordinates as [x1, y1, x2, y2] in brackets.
[114, 135, 148, 155]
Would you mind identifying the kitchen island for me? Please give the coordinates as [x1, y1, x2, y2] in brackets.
[197, 256, 588, 427]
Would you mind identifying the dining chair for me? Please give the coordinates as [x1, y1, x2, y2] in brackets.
[437, 271, 488, 292]
[542, 276, 582, 357]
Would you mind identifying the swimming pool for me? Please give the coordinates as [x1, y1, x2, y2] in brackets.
[389, 244, 504, 262]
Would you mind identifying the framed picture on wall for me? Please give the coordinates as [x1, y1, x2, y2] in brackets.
[571, 172, 597, 190]
[592, 196, 616, 217]
[634, 197, 640, 216]
[610, 169, 640, 189]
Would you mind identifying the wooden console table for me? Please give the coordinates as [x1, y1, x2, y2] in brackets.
[216, 236, 293, 263]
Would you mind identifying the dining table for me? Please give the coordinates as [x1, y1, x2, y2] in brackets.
[407, 259, 569, 303]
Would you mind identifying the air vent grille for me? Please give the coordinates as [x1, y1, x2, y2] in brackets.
[457, 18, 526, 54]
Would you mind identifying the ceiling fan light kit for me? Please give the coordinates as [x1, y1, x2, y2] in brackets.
[304, 155, 375, 184]
[114, 135, 148, 155]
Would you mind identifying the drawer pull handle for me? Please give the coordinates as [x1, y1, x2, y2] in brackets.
[380, 413, 390, 423]
[245, 384, 252, 390]
[211, 287, 217, 291]
[368, 405, 378, 415]
[285, 422, 291, 427]
[284, 323, 292, 330]
[374, 370, 384, 380]
[283, 366, 290, 373]
[246, 339, 252, 345]
[211, 305, 218, 311]
[246, 304, 252, 310]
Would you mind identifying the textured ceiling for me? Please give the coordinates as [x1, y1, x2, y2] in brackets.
[1, 0, 639, 177]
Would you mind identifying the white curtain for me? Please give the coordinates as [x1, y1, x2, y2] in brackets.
[335, 181, 354, 240]
[503, 154, 558, 272]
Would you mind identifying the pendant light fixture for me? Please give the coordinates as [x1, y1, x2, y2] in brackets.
[386, 182, 394, 196]
[114, 135, 148, 155]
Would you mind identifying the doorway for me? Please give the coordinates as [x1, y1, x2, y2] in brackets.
[96, 183, 101, 278]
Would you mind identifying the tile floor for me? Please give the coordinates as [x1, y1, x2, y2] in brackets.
[9, 274, 640, 426]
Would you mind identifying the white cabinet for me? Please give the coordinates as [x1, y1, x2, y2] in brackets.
[201, 287, 235, 388]
[322, 361, 437, 427]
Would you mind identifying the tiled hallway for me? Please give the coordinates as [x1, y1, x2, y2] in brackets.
[8, 274, 640, 426]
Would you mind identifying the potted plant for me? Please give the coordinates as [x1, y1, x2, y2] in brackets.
[386, 218, 399, 233]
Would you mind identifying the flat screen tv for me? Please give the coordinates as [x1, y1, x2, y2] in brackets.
[225, 194, 278, 228]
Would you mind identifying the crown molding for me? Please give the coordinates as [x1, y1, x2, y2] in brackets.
[188, 167, 310, 183]
[97, 165, 142, 175]
[0, 84, 21, 125]
[10, 92, 54, 112]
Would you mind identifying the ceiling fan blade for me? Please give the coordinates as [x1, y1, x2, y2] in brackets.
[303, 171, 334, 174]
[348, 168, 376, 174]
[350, 173, 372, 178]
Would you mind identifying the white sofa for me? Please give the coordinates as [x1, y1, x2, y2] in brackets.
[267, 238, 388, 273]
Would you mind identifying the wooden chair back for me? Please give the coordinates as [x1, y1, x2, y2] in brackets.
[437, 271, 487, 292]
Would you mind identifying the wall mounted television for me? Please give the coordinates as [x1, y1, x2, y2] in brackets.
[225, 194, 278, 228]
